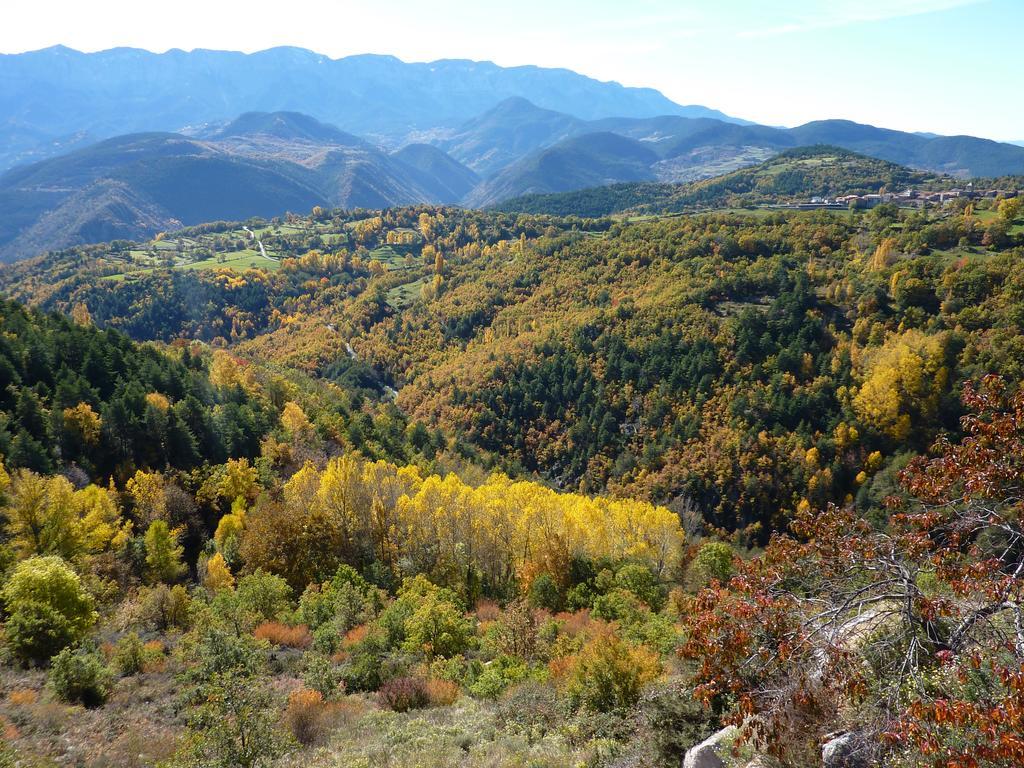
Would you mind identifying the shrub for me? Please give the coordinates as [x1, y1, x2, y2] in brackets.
[183, 672, 286, 766]
[297, 583, 336, 630]
[48, 646, 114, 707]
[339, 629, 390, 692]
[425, 677, 460, 707]
[236, 570, 293, 623]
[303, 652, 344, 699]
[496, 681, 562, 735]
[284, 688, 330, 746]
[379, 676, 430, 712]
[687, 541, 735, 588]
[591, 588, 648, 627]
[113, 632, 145, 675]
[527, 573, 562, 611]
[564, 630, 661, 712]
[2, 556, 97, 662]
[492, 599, 538, 660]
[254, 622, 311, 649]
[468, 666, 506, 700]
[139, 583, 190, 631]
[614, 564, 666, 611]
[142, 640, 168, 672]
[468, 656, 529, 700]
[566, 583, 596, 611]
[638, 679, 719, 766]
[627, 613, 681, 655]
[402, 594, 472, 659]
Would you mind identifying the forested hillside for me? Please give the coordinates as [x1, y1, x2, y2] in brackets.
[6, 188, 1024, 539]
[496, 146, 945, 216]
[1, 164, 1023, 767]
[0, 300, 276, 477]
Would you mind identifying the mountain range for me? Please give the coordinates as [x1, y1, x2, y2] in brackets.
[0, 111, 485, 261]
[0, 45, 742, 171]
[463, 106, 1024, 207]
[1, 46, 1023, 261]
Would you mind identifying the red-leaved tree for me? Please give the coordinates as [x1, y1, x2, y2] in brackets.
[681, 376, 1024, 766]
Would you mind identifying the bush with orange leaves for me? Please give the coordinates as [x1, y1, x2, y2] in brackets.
[284, 688, 332, 746]
[254, 621, 312, 649]
[474, 599, 501, 621]
[378, 676, 430, 712]
[7, 688, 38, 707]
[342, 623, 369, 648]
[424, 677, 460, 707]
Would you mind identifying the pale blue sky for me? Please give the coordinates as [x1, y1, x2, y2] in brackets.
[3, 0, 1020, 140]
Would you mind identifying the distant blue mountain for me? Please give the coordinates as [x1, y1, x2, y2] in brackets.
[0, 45, 746, 171]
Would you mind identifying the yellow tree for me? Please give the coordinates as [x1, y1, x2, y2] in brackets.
[868, 237, 898, 271]
[144, 520, 185, 584]
[280, 401, 314, 441]
[317, 455, 371, 561]
[126, 470, 168, 525]
[998, 195, 1023, 222]
[3, 470, 78, 560]
[854, 329, 949, 441]
[62, 403, 102, 446]
[2, 471, 129, 562]
[70, 302, 93, 326]
[204, 552, 235, 592]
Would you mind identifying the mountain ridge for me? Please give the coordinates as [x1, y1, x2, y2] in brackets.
[0, 113, 480, 261]
[0, 45, 744, 171]
[459, 103, 1024, 205]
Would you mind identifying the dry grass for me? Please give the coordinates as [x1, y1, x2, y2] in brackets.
[285, 688, 365, 746]
[7, 688, 38, 707]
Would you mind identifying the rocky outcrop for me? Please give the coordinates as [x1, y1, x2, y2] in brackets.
[822, 732, 871, 768]
[682, 725, 739, 768]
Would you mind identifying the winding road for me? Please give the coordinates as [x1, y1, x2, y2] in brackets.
[341, 337, 399, 400]
[242, 226, 278, 262]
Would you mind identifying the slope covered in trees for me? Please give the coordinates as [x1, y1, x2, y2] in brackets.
[0, 299, 276, 478]
[1, 176, 1024, 766]
[5, 189, 1024, 543]
[496, 146, 945, 215]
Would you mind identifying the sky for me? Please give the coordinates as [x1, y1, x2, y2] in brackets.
[2, 0, 1021, 141]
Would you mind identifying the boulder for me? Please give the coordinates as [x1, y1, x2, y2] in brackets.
[683, 725, 739, 768]
[822, 732, 870, 768]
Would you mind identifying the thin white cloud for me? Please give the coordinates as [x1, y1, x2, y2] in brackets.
[736, 0, 987, 38]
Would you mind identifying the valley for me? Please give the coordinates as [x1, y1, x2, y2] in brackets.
[1, 23, 1023, 768]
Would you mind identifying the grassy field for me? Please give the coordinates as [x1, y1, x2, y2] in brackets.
[94, 219, 348, 279]
[369, 244, 416, 270]
[179, 250, 282, 271]
[386, 276, 429, 309]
